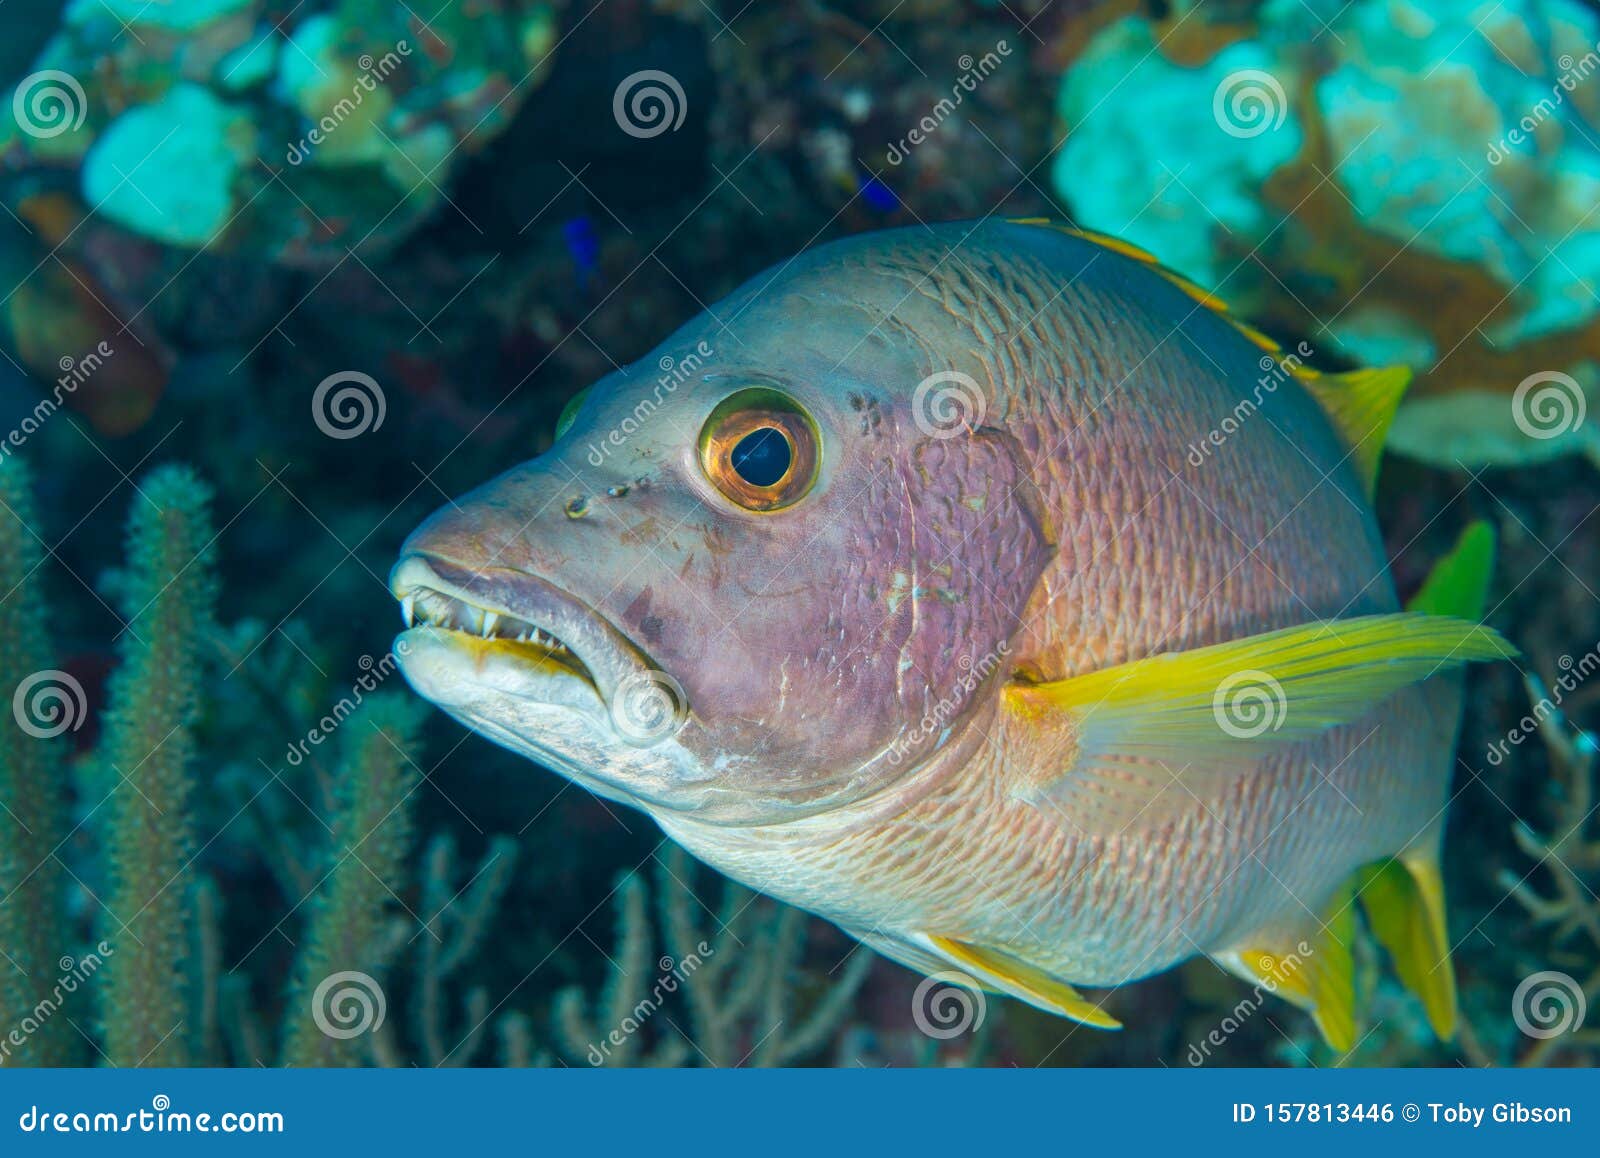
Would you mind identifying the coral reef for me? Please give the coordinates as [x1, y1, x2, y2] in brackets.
[0, 0, 1592, 1071]
[4, 0, 567, 265]
[1050, 0, 1600, 468]
[555, 844, 875, 1067]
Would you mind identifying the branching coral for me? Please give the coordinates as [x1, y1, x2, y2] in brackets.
[281, 694, 424, 1067]
[556, 842, 875, 1067]
[1491, 673, 1600, 1065]
[402, 833, 519, 1067]
[0, 456, 75, 1066]
[96, 464, 218, 1068]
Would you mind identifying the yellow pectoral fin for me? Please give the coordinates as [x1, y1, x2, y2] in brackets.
[1003, 612, 1517, 831]
[1218, 886, 1359, 1054]
[927, 936, 1122, 1030]
[1357, 854, 1456, 1040]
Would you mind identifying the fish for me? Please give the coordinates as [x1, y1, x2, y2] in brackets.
[389, 218, 1517, 1050]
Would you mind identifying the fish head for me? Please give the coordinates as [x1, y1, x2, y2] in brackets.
[391, 291, 1053, 826]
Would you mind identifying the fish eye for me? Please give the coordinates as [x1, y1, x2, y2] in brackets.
[555, 386, 591, 439]
[698, 388, 820, 512]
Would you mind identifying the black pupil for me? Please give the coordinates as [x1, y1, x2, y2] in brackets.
[730, 427, 792, 487]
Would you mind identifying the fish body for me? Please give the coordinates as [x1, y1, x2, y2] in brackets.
[392, 220, 1512, 1044]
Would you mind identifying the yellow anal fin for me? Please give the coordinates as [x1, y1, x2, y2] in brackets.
[1357, 855, 1456, 1040]
[1406, 520, 1496, 620]
[1299, 365, 1413, 499]
[927, 935, 1121, 1030]
[1004, 612, 1517, 831]
[1222, 886, 1359, 1053]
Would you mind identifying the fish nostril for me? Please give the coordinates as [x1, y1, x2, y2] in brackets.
[564, 496, 590, 519]
[606, 484, 631, 499]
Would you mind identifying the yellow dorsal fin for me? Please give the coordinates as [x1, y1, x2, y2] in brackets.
[1406, 520, 1496, 620]
[1223, 885, 1359, 1053]
[1298, 366, 1413, 499]
[1356, 855, 1456, 1040]
[1003, 613, 1517, 830]
[927, 935, 1122, 1029]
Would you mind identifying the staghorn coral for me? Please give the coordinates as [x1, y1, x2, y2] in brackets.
[0, 456, 75, 1066]
[96, 464, 217, 1068]
[556, 843, 875, 1067]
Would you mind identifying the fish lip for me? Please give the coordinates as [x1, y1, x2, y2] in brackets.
[388, 553, 656, 707]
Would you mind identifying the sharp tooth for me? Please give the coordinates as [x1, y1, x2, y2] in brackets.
[482, 612, 499, 638]
[463, 605, 485, 635]
[402, 594, 416, 628]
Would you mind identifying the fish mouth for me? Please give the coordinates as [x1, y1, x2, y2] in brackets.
[388, 554, 655, 711]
